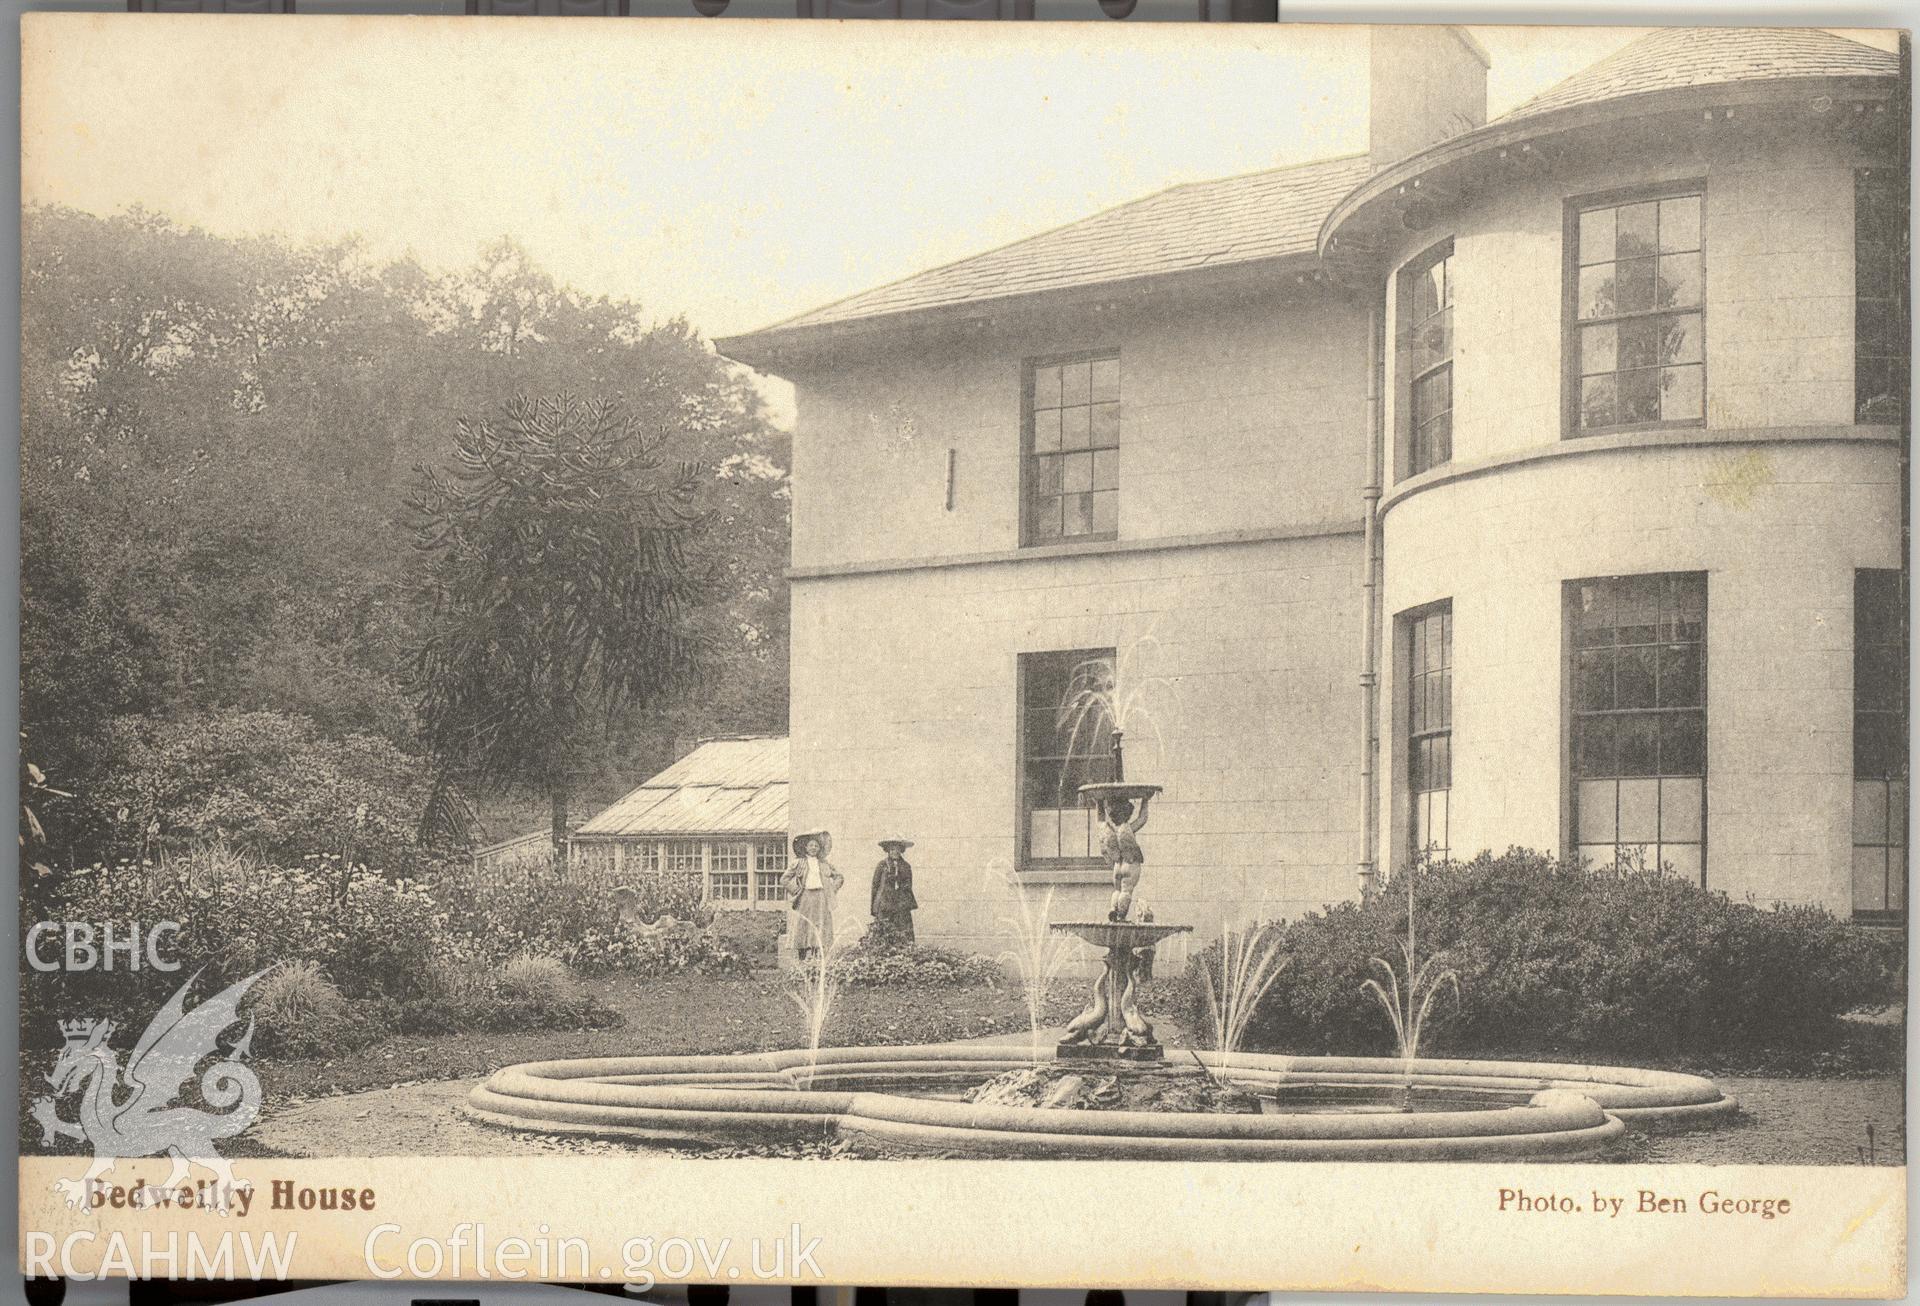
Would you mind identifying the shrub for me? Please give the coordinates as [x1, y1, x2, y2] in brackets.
[89, 709, 429, 869]
[248, 961, 377, 1058]
[424, 860, 745, 976]
[1176, 848, 1900, 1059]
[830, 944, 1004, 988]
[497, 953, 580, 1008]
[25, 846, 441, 1042]
[376, 958, 619, 1036]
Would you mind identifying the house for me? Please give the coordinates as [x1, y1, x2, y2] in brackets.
[717, 27, 1909, 962]
[569, 735, 791, 910]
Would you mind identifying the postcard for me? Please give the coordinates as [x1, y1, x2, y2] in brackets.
[17, 13, 1909, 1295]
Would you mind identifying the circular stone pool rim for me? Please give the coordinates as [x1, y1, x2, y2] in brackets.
[465, 1043, 1738, 1160]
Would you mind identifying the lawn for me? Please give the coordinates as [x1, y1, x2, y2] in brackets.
[248, 971, 1102, 1107]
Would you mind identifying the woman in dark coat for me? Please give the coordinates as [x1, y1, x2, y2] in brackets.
[868, 838, 918, 948]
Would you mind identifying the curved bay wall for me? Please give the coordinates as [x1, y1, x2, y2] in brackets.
[1378, 431, 1901, 908]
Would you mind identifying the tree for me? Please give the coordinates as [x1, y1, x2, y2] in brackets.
[406, 394, 709, 854]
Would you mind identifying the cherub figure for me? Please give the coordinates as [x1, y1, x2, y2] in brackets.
[1098, 794, 1151, 921]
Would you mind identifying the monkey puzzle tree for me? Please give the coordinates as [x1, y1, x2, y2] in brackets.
[407, 394, 708, 855]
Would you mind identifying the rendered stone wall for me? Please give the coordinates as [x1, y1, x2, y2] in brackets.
[1378, 435, 1902, 909]
[789, 289, 1370, 572]
[1381, 132, 1872, 477]
[790, 532, 1366, 970]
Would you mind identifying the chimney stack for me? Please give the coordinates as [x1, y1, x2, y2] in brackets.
[1368, 26, 1490, 174]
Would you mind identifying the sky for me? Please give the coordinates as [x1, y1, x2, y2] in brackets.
[22, 18, 1901, 345]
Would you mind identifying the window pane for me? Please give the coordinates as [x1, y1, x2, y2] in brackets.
[1659, 195, 1701, 253]
[1033, 407, 1061, 452]
[1661, 777, 1703, 842]
[1660, 313, 1702, 365]
[1063, 806, 1095, 858]
[1662, 843, 1701, 882]
[1616, 645, 1656, 709]
[1855, 778, 1891, 844]
[1580, 373, 1616, 427]
[1618, 777, 1659, 842]
[1580, 324, 1617, 375]
[1033, 365, 1061, 408]
[1618, 317, 1659, 369]
[1091, 449, 1119, 491]
[1063, 492, 1094, 537]
[1658, 713, 1706, 776]
[1618, 715, 1658, 776]
[1618, 368, 1659, 424]
[1032, 496, 1063, 540]
[1090, 356, 1120, 403]
[1578, 264, 1615, 320]
[1658, 253, 1702, 309]
[1028, 808, 1060, 860]
[1090, 490, 1118, 534]
[1090, 402, 1120, 447]
[1614, 257, 1656, 314]
[1578, 207, 1615, 264]
[1892, 780, 1907, 845]
[1061, 406, 1091, 450]
[1061, 360, 1091, 405]
[1660, 365, 1704, 421]
[1575, 716, 1616, 776]
[1432, 413, 1453, 467]
[1575, 649, 1615, 711]
[1062, 451, 1093, 494]
[1616, 202, 1658, 257]
[1657, 643, 1703, 707]
[1033, 455, 1063, 496]
[1413, 367, 1452, 426]
[1578, 780, 1617, 843]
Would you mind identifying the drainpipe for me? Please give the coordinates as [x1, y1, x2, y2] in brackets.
[1358, 297, 1386, 900]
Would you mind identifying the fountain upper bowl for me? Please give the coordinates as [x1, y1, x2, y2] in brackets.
[1050, 921, 1192, 948]
[1078, 781, 1162, 804]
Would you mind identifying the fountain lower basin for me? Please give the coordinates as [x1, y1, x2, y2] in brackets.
[464, 1042, 1738, 1160]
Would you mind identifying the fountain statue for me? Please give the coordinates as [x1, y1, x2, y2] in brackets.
[1052, 731, 1190, 1061]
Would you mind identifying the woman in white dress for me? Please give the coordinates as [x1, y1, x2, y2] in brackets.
[782, 831, 843, 960]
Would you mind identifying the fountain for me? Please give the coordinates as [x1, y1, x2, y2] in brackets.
[465, 736, 1741, 1159]
[1052, 758, 1188, 1061]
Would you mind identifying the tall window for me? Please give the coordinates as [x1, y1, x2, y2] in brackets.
[1025, 353, 1119, 544]
[1019, 648, 1118, 865]
[1570, 573, 1707, 882]
[1854, 569, 1907, 921]
[709, 841, 752, 902]
[1855, 168, 1909, 424]
[1571, 191, 1704, 432]
[1406, 604, 1453, 861]
[1400, 243, 1454, 476]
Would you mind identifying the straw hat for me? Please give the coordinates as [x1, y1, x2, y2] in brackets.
[791, 831, 831, 857]
[878, 839, 914, 853]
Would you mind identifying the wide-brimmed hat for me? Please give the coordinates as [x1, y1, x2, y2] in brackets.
[792, 831, 830, 857]
[878, 839, 914, 852]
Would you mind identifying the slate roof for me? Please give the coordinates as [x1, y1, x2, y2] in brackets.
[573, 736, 789, 839]
[1501, 26, 1899, 122]
[754, 153, 1372, 335]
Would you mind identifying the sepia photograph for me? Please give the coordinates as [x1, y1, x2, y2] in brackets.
[14, 11, 1910, 1293]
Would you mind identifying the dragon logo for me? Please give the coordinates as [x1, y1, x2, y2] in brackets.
[34, 968, 269, 1214]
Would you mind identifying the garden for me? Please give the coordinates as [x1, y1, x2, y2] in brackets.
[20, 841, 1904, 1165]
